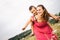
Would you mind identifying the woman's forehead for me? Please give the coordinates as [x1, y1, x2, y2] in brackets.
[37, 6, 42, 9]
[37, 7, 42, 9]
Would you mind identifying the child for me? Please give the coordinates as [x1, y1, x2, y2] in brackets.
[22, 6, 37, 36]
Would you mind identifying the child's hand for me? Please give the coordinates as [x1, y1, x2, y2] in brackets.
[22, 27, 26, 30]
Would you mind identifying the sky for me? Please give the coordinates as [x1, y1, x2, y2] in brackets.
[0, 0, 60, 40]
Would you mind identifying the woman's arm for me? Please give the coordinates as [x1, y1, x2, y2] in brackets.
[48, 13, 60, 20]
[47, 22, 51, 26]
[22, 17, 32, 30]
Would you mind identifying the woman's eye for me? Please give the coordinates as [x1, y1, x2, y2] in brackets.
[37, 9, 40, 11]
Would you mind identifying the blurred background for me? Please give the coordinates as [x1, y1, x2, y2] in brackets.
[0, 0, 60, 40]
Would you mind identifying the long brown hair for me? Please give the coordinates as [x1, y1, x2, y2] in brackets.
[37, 5, 50, 21]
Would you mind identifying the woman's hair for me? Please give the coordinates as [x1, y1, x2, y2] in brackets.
[37, 4, 50, 21]
[29, 6, 36, 10]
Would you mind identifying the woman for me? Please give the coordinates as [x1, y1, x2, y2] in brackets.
[32, 5, 59, 40]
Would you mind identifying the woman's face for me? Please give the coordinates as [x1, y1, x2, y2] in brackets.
[30, 7, 37, 15]
[37, 6, 44, 15]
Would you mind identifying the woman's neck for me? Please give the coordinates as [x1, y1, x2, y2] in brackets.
[35, 15, 46, 22]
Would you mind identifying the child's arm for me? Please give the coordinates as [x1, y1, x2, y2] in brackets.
[22, 17, 32, 30]
[31, 22, 34, 34]
[30, 22, 34, 36]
